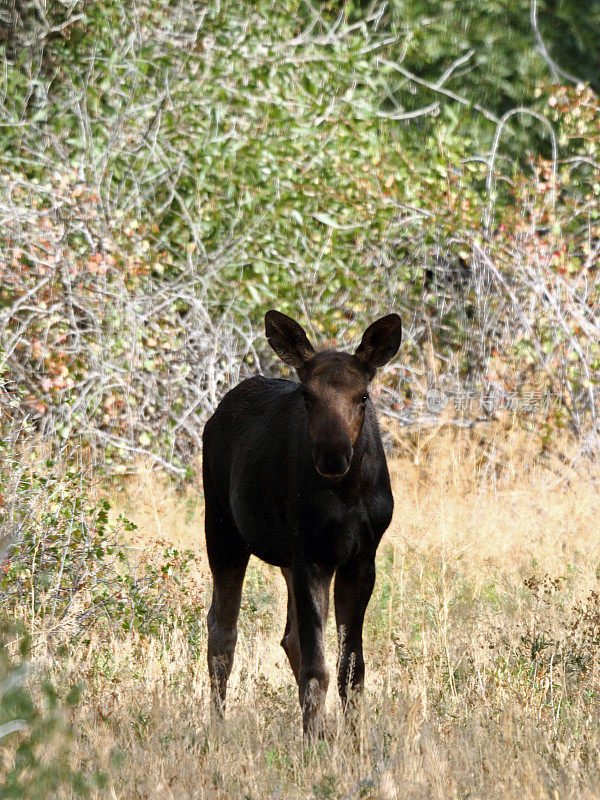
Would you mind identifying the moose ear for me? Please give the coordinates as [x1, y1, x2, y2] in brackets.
[265, 310, 316, 371]
[354, 314, 402, 377]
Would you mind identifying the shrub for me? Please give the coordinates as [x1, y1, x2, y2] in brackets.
[0, 619, 92, 799]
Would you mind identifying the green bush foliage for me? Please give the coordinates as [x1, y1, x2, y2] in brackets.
[0, 1, 598, 471]
[0, 408, 196, 636]
[0, 620, 92, 799]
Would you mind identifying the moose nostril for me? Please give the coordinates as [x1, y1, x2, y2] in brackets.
[315, 451, 350, 478]
[313, 434, 352, 478]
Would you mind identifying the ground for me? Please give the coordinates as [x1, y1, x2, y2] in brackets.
[56, 428, 600, 798]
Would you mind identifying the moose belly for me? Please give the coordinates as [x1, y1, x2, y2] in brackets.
[230, 488, 294, 567]
[229, 475, 389, 569]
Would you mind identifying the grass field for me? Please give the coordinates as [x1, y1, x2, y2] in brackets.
[7, 427, 600, 799]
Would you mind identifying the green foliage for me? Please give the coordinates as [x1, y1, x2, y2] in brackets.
[0, 0, 599, 469]
[0, 620, 94, 799]
[538, 0, 600, 92]
[0, 424, 197, 637]
[384, 0, 599, 145]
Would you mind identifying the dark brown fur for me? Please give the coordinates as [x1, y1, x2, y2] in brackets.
[202, 310, 402, 739]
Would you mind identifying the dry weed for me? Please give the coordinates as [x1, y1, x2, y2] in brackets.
[9, 427, 600, 798]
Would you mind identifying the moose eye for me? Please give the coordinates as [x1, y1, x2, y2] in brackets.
[361, 394, 368, 405]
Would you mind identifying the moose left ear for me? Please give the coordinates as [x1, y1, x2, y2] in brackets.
[354, 314, 402, 376]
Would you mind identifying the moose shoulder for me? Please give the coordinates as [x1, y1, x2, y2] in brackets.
[202, 310, 402, 739]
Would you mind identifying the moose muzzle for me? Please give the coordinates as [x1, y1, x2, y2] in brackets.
[313, 435, 352, 479]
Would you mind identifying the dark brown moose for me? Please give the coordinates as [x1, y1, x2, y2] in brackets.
[202, 310, 402, 739]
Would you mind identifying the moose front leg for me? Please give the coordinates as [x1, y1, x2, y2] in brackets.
[207, 557, 248, 715]
[293, 562, 334, 741]
[334, 560, 376, 711]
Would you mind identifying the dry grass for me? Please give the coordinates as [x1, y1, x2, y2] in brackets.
[29, 428, 600, 798]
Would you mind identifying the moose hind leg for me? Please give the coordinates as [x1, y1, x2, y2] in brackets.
[280, 568, 301, 683]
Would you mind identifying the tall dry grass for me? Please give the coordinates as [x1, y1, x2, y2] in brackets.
[12, 427, 600, 798]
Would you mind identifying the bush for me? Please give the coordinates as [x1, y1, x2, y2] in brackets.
[0, 403, 197, 637]
[0, 619, 92, 799]
[0, 0, 598, 472]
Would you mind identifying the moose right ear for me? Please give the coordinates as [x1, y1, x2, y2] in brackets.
[265, 310, 316, 371]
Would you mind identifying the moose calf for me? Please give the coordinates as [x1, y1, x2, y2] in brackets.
[202, 310, 402, 738]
